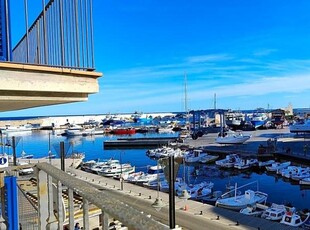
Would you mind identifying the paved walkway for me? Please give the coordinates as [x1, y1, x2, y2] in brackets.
[67, 167, 299, 230]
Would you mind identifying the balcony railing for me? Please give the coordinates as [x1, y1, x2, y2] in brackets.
[11, 163, 169, 229]
[12, 0, 95, 71]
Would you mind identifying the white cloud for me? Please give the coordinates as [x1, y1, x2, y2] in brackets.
[186, 54, 232, 63]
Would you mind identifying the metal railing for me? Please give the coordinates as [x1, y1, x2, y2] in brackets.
[34, 163, 169, 230]
[12, 0, 95, 70]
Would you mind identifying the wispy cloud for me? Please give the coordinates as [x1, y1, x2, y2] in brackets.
[98, 54, 310, 112]
[186, 54, 233, 63]
[253, 49, 277, 57]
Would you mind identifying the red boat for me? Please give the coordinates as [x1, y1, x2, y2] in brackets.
[111, 127, 136, 135]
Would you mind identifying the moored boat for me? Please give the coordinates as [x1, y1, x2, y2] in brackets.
[289, 119, 310, 133]
[261, 203, 287, 221]
[215, 154, 242, 168]
[265, 161, 291, 172]
[215, 130, 251, 144]
[111, 127, 136, 135]
[280, 208, 310, 227]
[98, 163, 135, 177]
[215, 181, 268, 211]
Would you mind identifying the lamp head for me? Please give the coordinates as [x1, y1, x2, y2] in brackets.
[179, 189, 191, 200]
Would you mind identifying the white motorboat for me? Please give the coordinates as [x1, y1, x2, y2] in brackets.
[127, 165, 164, 184]
[289, 119, 310, 133]
[258, 160, 275, 168]
[299, 177, 310, 185]
[98, 163, 135, 177]
[225, 111, 245, 129]
[280, 166, 307, 179]
[240, 203, 267, 217]
[215, 130, 251, 144]
[17, 161, 34, 175]
[291, 169, 310, 181]
[64, 124, 96, 136]
[88, 159, 120, 174]
[146, 146, 183, 158]
[215, 154, 242, 168]
[0, 124, 34, 134]
[234, 158, 258, 170]
[261, 203, 287, 221]
[280, 208, 310, 227]
[176, 181, 214, 200]
[265, 161, 291, 172]
[198, 153, 219, 164]
[184, 149, 207, 163]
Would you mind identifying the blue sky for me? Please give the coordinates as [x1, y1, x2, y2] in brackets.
[4, 0, 310, 116]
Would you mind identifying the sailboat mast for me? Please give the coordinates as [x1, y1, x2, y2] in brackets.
[184, 72, 188, 115]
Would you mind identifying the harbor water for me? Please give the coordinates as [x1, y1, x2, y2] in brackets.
[6, 130, 310, 212]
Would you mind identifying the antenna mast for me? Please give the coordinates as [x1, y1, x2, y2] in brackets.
[214, 93, 217, 110]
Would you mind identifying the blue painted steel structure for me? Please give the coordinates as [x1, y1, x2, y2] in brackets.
[4, 176, 18, 230]
[189, 109, 228, 139]
[0, 0, 11, 61]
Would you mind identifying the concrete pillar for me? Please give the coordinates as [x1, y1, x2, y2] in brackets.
[37, 169, 49, 229]
[82, 198, 89, 229]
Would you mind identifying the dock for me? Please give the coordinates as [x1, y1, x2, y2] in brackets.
[104, 137, 179, 149]
[64, 167, 299, 230]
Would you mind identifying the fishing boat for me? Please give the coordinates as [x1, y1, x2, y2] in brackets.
[215, 182, 268, 211]
[215, 130, 251, 144]
[111, 127, 136, 135]
[271, 109, 285, 127]
[250, 112, 268, 129]
[280, 208, 310, 227]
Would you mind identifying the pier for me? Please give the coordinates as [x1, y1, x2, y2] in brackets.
[104, 137, 179, 149]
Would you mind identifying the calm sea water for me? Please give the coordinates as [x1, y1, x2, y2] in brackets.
[5, 130, 310, 211]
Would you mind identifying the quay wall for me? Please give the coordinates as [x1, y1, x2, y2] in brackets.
[0, 112, 175, 129]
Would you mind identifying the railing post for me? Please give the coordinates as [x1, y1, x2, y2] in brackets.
[37, 168, 49, 228]
[46, 175, 57, 229]
[82, 198, 89, 229]
[57, 180, 64, 230]
[68, 188, 75, 229]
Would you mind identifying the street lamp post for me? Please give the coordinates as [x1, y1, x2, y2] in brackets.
[169, 155, 175, 229]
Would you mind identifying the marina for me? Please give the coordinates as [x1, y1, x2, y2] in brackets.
[7, 124, 310, 226]
[2, 111, 310, 229]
